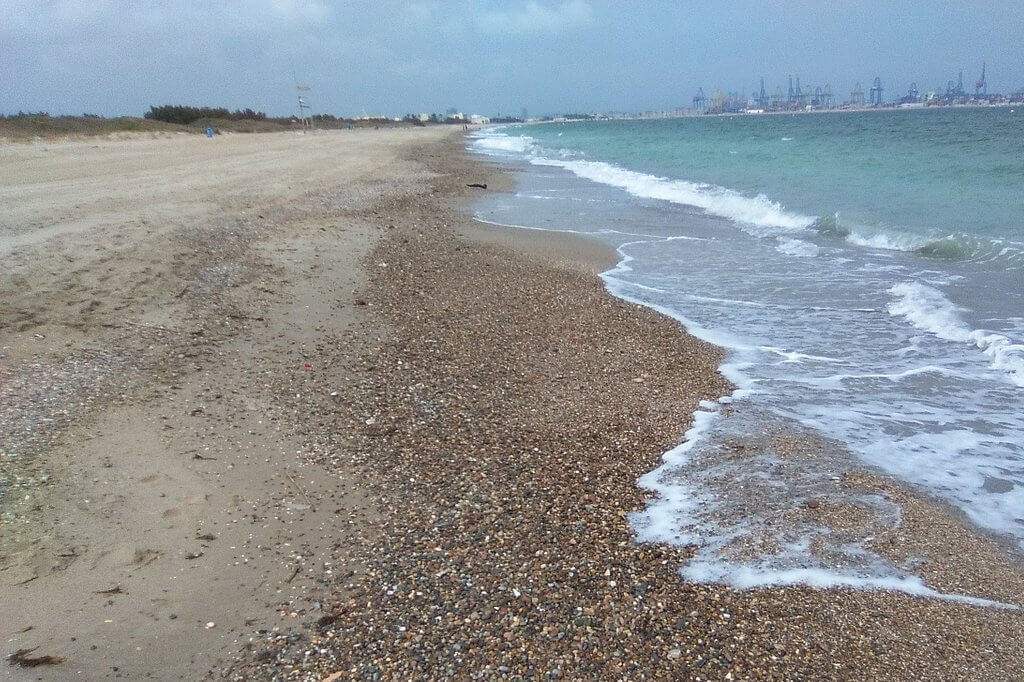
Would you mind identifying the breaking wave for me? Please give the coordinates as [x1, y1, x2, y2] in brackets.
[775, 237, 820, 257]
[810, 212, 850, 238]
[469, 125, 1024, 603]
[472, 131, 814, 233]
[888, 282, 1024, 387]
[472, 131, 1024, 268]
[813, 212, 1023, 265]
[472, 133, 536, 155]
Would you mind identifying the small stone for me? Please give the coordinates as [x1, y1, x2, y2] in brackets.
[205, 622, 216, 629]
[667, 648, 682, 660]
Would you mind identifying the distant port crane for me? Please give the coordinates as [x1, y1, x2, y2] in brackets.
[692, 63, 1006, 115]
[693, 87, 706, 112]
[944, 71, 967, 103]
[899, 83, 921, 105]
[850, 82, 865, 106]
[772, 86, 785, 108]
[947, 71, 965, 98]
[869, 77, 884, 106]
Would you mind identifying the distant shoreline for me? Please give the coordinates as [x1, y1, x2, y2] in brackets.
[504, 101, 1017, 128]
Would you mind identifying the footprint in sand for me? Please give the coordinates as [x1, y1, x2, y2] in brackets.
[133, 548, 160, 566]
[91, 544, 161, 570]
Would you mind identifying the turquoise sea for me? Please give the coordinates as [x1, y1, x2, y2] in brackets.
[471, 107, 1024, 601]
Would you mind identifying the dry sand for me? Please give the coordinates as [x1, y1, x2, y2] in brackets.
[3, 129, 1024, 681]
[1, 128, 446, 679]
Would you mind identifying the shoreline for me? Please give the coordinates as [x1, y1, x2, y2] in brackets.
[463, 139, 1024, 598]
[2, 129, 1023, 679]
[467, 131, 1024, 568]
[520, 100, 1020, 126]
[226, 134, 1024, 679]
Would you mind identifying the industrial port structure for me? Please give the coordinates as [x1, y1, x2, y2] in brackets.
[692, 63, 1021, 114]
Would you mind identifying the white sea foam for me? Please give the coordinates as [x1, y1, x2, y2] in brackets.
[683, 562, 1016, 609]
[859, 262, 907, 273]
[759, 346, 842, 364]
[474, 131, 1024, 274]
[539, 158, 815, 233]
[888, 282, 969, 340]
[469, 128, 1024, 603]
[775, 237, 819, 257]
[889, 282, 1024, 387]
[631, 395, 1018, 608]
[603, 273, 757, 378]
[631, 406, 723, 545]
[609, 242, 1019, 602]
[601, 271, 757, 392]
[847, 231, 929, 251]
[472, 130, 815, 234]
[846, 231, 1024, 269]
[471, 133, 536, 155]
[514, 192, 601, 202]
[783, 365, 976, 388]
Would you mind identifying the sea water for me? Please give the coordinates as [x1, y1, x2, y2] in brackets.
[469, 108, 1024, 602]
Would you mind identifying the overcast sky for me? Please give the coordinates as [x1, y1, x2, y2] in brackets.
[3, 1, 1023, 118]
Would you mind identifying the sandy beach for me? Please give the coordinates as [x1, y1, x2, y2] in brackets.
[1, 128, 439, 678]
[3, 128, 1024, 681]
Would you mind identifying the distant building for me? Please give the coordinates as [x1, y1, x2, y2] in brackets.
[468, 114, 490, 125]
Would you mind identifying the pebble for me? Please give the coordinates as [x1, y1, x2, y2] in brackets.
[215, 137, 1024, 682]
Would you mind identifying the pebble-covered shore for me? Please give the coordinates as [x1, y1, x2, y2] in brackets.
[225, 138, 1024, 681]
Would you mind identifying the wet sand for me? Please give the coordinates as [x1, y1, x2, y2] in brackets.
[225, 136, 1024, 680]
[3, 129, 1024, 681]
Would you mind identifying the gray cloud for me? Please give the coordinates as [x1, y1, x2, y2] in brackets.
[476, 0, 594, 35]
[3, 1, 1022, 118]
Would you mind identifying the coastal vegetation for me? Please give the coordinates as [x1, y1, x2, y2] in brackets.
[0, 111, 181, 139]
[143, 104, 271, 124]
[0, 106, 468, 141]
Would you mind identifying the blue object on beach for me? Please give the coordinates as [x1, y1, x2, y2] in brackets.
[205, 127, 214, 138]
